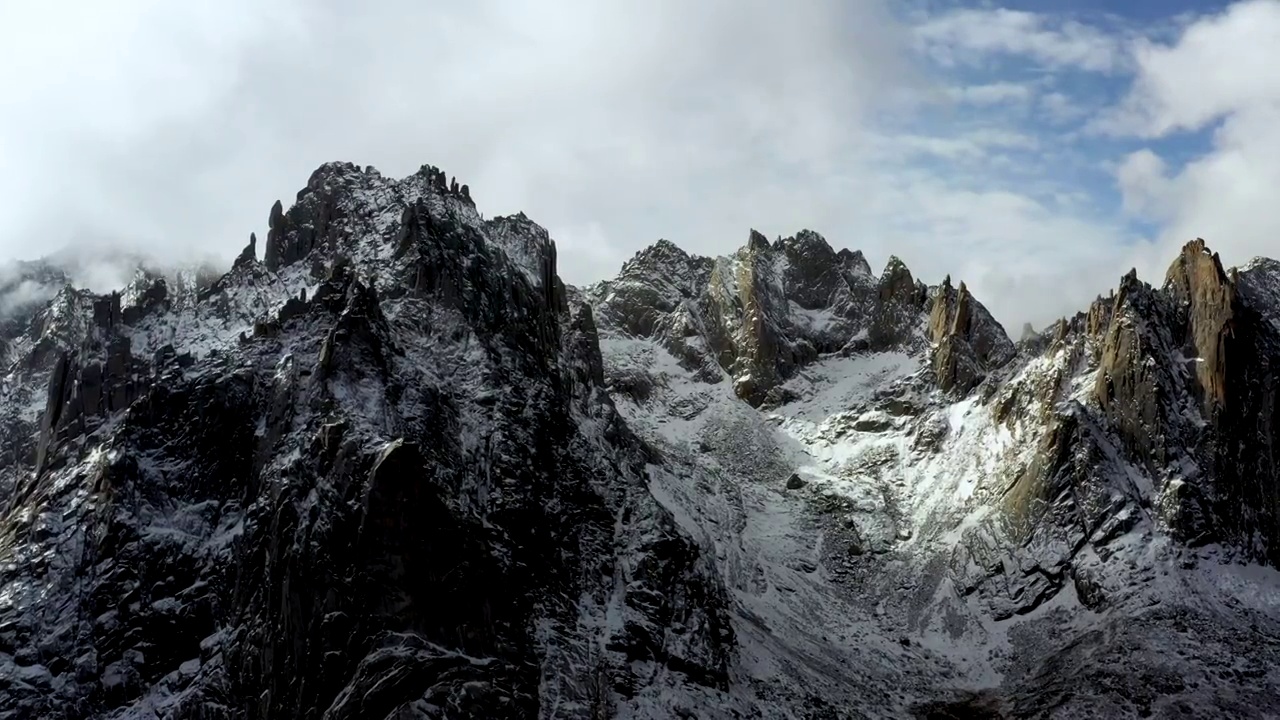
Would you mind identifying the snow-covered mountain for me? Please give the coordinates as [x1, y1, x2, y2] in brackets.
[1, 162, 1279, 719]
[589, 233, 1280, 718]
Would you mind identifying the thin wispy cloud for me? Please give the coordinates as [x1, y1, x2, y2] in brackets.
[912, 7, 1128, 73]
[947, 82, 1035, 106]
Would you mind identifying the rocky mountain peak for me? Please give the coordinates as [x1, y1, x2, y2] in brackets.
[864, 255, 930, 350]
[0, 161, 740, 718]
[617, 237, 707, 284]
[1162, 237, 1236, 415]
[262, 162, 480, 276]
[590, 230, 1012, 408]
[1073, 238, 1280, 565]
[775, 228, 833, 256]
[837, 247, 874, 278]
[233, 232, 258, 270]
[876, 255, 916, 302]
[926, 276, 1015, 393]
[264, 199, 288, 271]
[746, 228, 771, 253]
[775, 230, 849, 312]
[11, 156, 1280, 718]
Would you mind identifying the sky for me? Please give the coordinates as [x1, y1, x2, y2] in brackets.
[1, 0, 1279, 331]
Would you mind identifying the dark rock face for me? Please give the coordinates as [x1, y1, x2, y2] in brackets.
[233, 233, 258, 270]
[867, 256, 929, 350]
[1083, 241, 1280, 562]
[1164, 239, 1235, 416]
[31, 337, 150, 476]
[1094, 269, 1179, 467]
[0, 162, 734, 719]
[10, 158, 1280, 719]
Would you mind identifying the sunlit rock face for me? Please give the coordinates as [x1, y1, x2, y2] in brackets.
[588, 234, 1280, 717]
[1090, 241, 1280, 564]
[3, 157, 1280, 719]
[590, 228, 971, 409]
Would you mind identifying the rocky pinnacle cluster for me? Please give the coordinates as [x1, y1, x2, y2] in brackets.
[0, 161, 1278, 718]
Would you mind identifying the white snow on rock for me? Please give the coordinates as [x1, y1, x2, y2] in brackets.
[597, 319, 1280, 716]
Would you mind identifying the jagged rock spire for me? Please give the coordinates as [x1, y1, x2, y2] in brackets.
[233, 232, 258, 270]
[264, 200, 288, 271]
[927, 277, 1015, 394]
[1163, 237, 1235, 414]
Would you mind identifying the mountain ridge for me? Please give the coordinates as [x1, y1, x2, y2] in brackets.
[1, 160, 1279, 717]
[588, 222, 1280, 573]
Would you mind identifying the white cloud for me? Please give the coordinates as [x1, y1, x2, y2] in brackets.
[839, 176, 1141, 329]
[1039, 91, 1090, 124]
[0, 0, 918, 274]
[914, 8, 1125, 73]
[0, 0, 1166, 332]
[1096, 1, 1280, 138]
[947, 82, 1033, 105]
[1116, 150, 1173, 219]
[1105, 0, 1280, 272]
[0, 279, 56, 318]
[882, 129, 1039, 162]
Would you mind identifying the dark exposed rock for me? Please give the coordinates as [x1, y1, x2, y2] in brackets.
[722, 230, 791, 405]
[852, 416, 894, 433]
[264, 199, 289, 271]
[1094, 270, 1176, 469]
[234, 233, 258, 270]
[0, 162, 735, 719]
[30, 335, 151, 481]
[9, 153, 1280, 720]
[868, 256, 928, 350]
[92, 293, 122, 331]
[911, 692, 1004, 719]
[776, 230, 848, 311]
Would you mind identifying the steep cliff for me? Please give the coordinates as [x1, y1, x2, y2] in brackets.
[1089, 240, 1280, 563]
[926, 277, 1016, 394]
[590, 232, 1280, 718]
[0, 163, 735, 719]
